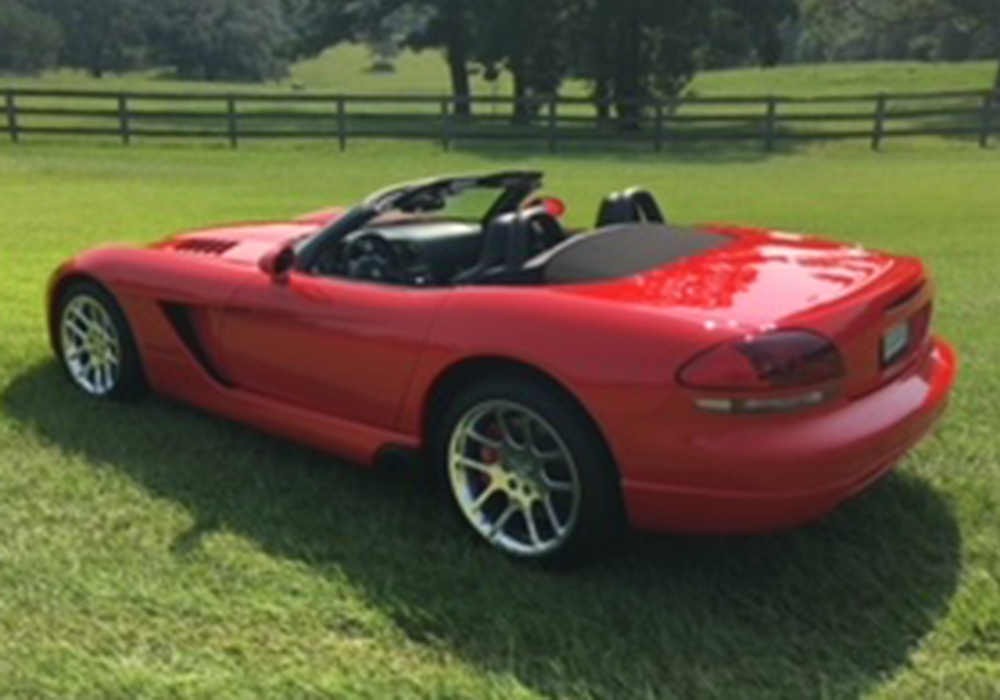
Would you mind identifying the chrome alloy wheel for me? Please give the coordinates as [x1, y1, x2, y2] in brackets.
[448, 400, 582, 557]
[60, 294, 122, 397]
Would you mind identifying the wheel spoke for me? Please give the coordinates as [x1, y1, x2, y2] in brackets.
[71, 308, 95, 333]
[543, 474, 574, 493]
[456, 456, 495, 475]
[543, 496, 565, 536]
[488, 504, 519, 541]
[65, 318, 89, 340]
[524, 507, 542, 547]
[466, 428, 502, 450]
[532, 445, 563, 461]
[470, 484, 498, 511]
[96, 364, 108, 393]
[498, 409, 526, 449]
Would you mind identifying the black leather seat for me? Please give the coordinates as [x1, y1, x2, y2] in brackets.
[596, 188, 666, 228]
[452, 215, 517, 285]
[453, 210, 562, 285]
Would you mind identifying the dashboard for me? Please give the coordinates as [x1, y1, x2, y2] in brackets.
[316, 220, 483, 286]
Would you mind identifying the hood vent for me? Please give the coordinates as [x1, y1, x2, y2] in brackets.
[173, 238, 239, 256]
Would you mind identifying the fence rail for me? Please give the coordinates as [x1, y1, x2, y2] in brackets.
[1, 87, 997, 151]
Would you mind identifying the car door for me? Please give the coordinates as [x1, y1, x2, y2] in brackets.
[218, 272, 451, 430]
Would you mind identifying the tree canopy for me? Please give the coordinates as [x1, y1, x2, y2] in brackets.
[2, 0, 996, 99]
[151, 0, 294, 82]
[0, 0, 62, 74]
[31, 0, 149, 77]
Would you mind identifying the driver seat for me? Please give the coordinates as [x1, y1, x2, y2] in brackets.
[453, 214, 528, 285]
[453, 210, 557, 285]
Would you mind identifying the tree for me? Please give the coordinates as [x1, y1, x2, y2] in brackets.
[0, 0, 62, 74]
[152, 0, 294, 82]
[835, 0, 1000, 90]
[473, 0, 570, 122]
[566, 0, 797, 127]
[402, 0, 476, 116]
[301, 0, 798, 125]
[33, 0, 148, 77]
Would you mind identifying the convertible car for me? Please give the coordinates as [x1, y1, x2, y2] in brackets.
[49, 171, 957, 564]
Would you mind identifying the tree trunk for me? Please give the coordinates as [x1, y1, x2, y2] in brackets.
[444, 1, 473, 119]
[593, 78, 611, 122]
[511, 60, 538, 125]
[447, 49, 472, 118]
[994, 52, 1000, 98]
[613, 0, 644, 131]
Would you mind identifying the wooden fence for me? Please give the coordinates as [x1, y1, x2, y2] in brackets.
[2, 87, 998, 151]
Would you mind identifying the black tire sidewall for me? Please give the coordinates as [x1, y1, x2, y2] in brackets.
[433, 376, 623, 566]
[55, 280, 147, 401]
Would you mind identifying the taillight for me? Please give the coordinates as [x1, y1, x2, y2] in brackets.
[679, 330, 845, 414]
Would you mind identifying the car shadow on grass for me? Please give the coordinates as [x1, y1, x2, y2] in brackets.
[3, 363, 962, 700]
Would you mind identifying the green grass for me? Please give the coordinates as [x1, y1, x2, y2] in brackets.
[2, 44, 996, 98]
[1, 139, 1000, 698]
[2, 51, 996, 150]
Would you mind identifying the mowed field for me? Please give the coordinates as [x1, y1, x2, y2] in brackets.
[2, 44, 996, 97]
[1, 137, 999, 699]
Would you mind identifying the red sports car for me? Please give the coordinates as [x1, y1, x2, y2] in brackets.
[49, 171, 957, 564]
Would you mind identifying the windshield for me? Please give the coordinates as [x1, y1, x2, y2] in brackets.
[297, 171, 543, 268]
[381, 185, 509, 224]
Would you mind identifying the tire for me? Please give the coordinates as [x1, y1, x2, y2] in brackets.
[433, 375, 624, 566]
[54, 280, 147, 401]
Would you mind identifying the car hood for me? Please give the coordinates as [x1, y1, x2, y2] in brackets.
[555, 225, 921, 327]
[153, 208, 348, 265]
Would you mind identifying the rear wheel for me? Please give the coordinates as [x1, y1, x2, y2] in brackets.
[55, 280, 147, 400]
[435, 377, 623, 566]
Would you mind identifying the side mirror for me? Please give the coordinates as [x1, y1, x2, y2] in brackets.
[259, 244, 296, 282]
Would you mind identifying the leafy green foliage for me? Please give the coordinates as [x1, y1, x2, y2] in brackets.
[32, 0, 149, 77]
[0, 0, 62, 75]
[300, 0, 798, 124]
[791, 0, 999, 79]
[150, 0, 294, 82]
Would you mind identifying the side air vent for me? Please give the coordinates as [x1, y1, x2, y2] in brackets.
[173, 238, 238, 256]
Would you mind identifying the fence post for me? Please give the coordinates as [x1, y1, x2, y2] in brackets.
[764, 97, 778, 151]
[226, 96, 238, 149]
[117, 94, 131, 146]
[337, 98, 347, 151]
[872, 93, 887, 151]
[5, 89, 19, 143]
[548, 98, 558, 153]
[980, 91, 994, 149]
[441, 99, 452, 151]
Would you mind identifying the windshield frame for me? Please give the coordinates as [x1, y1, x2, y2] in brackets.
[295, 171, 543, 272]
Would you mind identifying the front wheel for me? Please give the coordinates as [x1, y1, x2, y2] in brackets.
[435, 377, 623, 566]
[55, 280, 147, 400]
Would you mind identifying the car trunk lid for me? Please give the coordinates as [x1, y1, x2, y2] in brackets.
[563, 225, 934, 398]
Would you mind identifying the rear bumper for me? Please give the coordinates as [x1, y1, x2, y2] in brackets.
[622, 339, 957, 535]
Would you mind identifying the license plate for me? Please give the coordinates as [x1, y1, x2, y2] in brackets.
[883, 322, 911, 366]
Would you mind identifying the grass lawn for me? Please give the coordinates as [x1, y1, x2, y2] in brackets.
[1, 139, 1000, 698]
[2, 44, 996, 98]
[2, 52, 996, 153]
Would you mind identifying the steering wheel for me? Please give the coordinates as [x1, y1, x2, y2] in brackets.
[341, 233, 405, 283]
